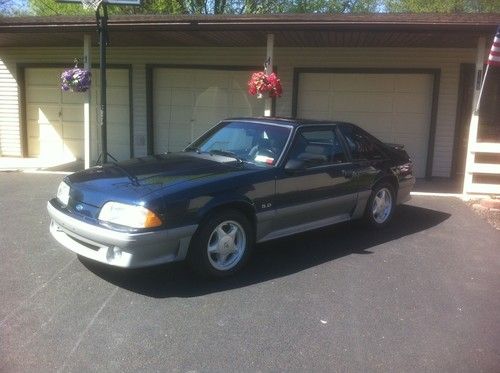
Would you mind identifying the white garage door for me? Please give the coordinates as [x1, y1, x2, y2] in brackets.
[153, 68, 265, 153]
[25, 68, 130, 162]
[297, 73, 433, 178]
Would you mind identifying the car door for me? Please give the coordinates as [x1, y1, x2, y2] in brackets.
[271, 126, 359, 237]
[337, 123, 391, 194]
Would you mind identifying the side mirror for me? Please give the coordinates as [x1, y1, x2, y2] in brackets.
[284, 159, 306, 172]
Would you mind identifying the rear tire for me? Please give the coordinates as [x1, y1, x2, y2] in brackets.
[364, 183, 395, 228]
[188, 209, 254, 278]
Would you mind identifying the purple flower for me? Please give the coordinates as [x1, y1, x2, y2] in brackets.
[61, 67, 92, 92]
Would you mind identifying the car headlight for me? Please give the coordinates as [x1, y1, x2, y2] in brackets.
[56, 181, 70, 207]
[98, 202, 162, 229]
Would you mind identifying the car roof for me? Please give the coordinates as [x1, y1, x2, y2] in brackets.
[225, 117, 354, 128]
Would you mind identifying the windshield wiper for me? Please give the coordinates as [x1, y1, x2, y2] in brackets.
[107, 162, 140, 186]
[185, 146, 201, 153]
[208, 149, 244, 164]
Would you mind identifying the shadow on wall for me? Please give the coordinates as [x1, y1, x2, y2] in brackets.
[81, 204, 451, 298]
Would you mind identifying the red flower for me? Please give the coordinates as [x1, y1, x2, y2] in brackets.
[248, 71, 282, 98]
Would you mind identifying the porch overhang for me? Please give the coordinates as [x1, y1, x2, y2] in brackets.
[0, 13, 498, 48]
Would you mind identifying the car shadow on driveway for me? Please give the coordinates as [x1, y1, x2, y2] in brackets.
[81, 204, 450, 298]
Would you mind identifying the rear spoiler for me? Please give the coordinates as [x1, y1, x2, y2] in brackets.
[384, 143, 405, 151]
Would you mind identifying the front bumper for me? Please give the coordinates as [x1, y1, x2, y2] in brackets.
[47, 200, 197, 268]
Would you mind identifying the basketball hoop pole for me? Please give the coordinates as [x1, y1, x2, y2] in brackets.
[97, 1, 108, 164]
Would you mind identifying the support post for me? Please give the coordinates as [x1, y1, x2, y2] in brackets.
[264, 33, 274, 117]
[463, 36, 486, 195]
[98, 3, 108, 163]
[83, 34, 92, 169]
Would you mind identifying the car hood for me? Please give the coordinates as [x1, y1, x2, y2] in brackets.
[66, 153, 246, 207]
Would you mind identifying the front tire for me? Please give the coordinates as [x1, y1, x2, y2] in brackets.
[188, 209, 254, 278]
[364, 183, 395, 228]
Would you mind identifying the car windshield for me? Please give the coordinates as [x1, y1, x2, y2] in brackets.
[186, 121, 292, 166]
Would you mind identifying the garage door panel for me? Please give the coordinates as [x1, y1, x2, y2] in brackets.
[62, 106, 84, 122]
[299, 92, 330, 112]
[231, 75, 250, 90]
[26, 105, 58, 121]
[27, 87, 60, 104]
[171, 89, 195, 107]
[25, 69, 60, 85]
[63, 139, 83, 159]
[333, 74, 394, 93]
[331, 93, 393, 113]
[26, 67, 130, 162]
[229, 106, 254, 117]
[394, 93, 431, 114]
[192, 108, 229, 128]
[299, 110, 329, 120]
[392, 113, 429, 136]
[168, 127, 191, 151]
[32, 106, 61, 124]
[395, 75, 432, 93]
[170, 107, 194, 124]
[63, 123, 83, 140]
[62, 92, 85, 104]
[231, 92, 255, 108]
[300, 74, 331, 91]
[194, 88, 229, 107]
[298, 72, 433, 178]
[195, 71, 231, 89]
[154, 68, 265, 153]
[162, 71, 194, 88]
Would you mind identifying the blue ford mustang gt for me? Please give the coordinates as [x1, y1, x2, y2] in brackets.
[48, 117, 415, 277]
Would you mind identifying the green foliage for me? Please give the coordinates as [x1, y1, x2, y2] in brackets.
[25, 0, 380, 15]
[385, 0, 500, 12]
[12, 0, 500, 16]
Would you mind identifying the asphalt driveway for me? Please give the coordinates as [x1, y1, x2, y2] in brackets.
[1, 172, 499, 372]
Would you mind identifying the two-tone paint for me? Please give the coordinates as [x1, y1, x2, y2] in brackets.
[47, 118, 414, 268]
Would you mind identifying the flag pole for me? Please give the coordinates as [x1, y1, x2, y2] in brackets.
[474, 63, 490, 114]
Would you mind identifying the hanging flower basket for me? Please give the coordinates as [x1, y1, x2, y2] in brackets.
[61, 67, 92, 93]
[248, 71, 283, 99]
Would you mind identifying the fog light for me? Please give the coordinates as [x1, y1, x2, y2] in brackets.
[113, 247, 122, 257]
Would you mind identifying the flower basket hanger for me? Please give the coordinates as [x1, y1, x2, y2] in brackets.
[248, 57, 283, 99]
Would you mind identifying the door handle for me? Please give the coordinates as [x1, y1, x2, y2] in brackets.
[342, 169, 358, 179]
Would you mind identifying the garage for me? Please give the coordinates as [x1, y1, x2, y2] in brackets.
[296, 71, 436, 178]
[25, 67, 131, 162]
[153, 67, 265, 153]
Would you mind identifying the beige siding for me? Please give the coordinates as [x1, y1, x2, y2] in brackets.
[0, 57, 21, 156]
[0, 46, 475, 176]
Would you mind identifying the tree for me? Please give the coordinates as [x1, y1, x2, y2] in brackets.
[25, 0, 380, 15]
[384, 0, 500, 12]
[16, 0, 500, 16]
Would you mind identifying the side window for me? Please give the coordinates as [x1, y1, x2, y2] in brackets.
[339, 125, 385, 161]
[287, 127, 347, 167]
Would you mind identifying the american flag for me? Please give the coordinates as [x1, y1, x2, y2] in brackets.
[487, 26, 500, 67]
